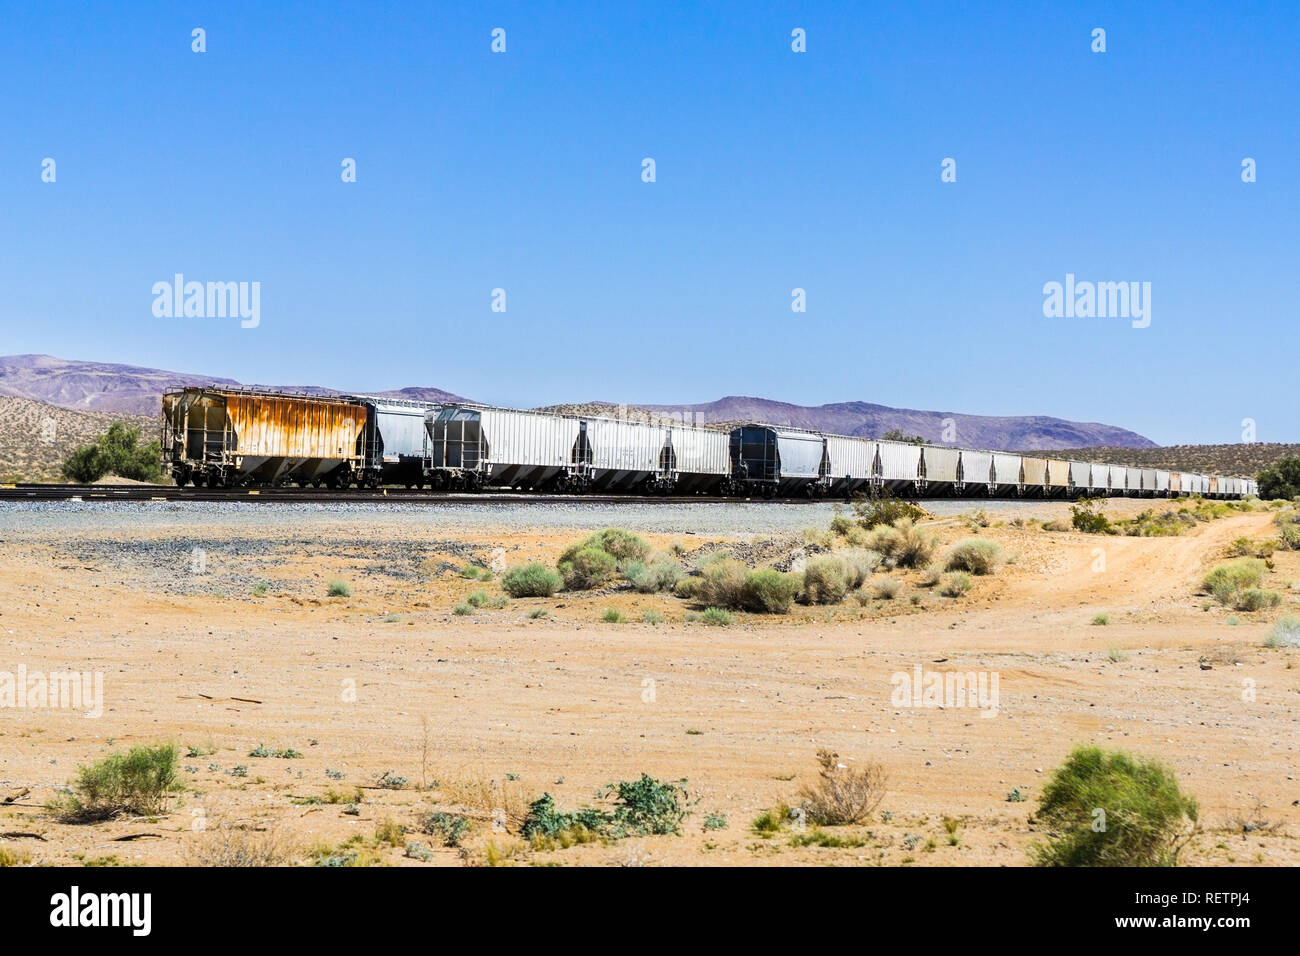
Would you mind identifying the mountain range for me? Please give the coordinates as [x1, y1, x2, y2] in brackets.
[0, 354, 1156, 450]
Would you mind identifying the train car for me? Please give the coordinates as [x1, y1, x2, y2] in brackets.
[161, 387, 367, 488]
[991, 452, 1022, 495]
[1169, 471, 1183, 496]
[1045, 459, 1071, 498]
[875, 440, 923, 494]
[586, 417, 671, 493]
[1104, 464, 1125, 496]
[664, 424, 731, 494]
[921, 445, 961, 495]
[1020, 456, 1048, 496]
[960, 450, 995, 496]
[423, 404, 586, 491]
[824, 435, 875, 497]
[1068, 460, 1092, 496]
[1154, 470, 1171, 497]
[729, 425, 828, 497]
[349, 396, 442, 488]
[1139, 468, 1158, 498]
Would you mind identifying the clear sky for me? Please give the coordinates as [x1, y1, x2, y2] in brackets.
[2, 1, 1296, 444]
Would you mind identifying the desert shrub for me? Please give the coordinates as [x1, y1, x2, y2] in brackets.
[869, 575, 902, 600]
[961, 509, 990, 531]
[527, 608, 549, 619]
[944, 538, 1003, 575]
[1202, 559, 1266, 605]
[420, 811, 473, 847]
[66, 743, 180, 818]
[1092, 613, 1110, 626]
[840, 550, 881, 587]
[673, 576, 702, 600]
[798, 749, 886, 826]
[642, 609, 664, 625]
[452, 602, 473, 616]
[1234, 588, 1282, 612]
[1070, 497, 1112, 534]
[326, 579, 351, 597]
[741, 568, 800, 613]
[558, 546, 618, 590]
[1225, 537, 1255, 557]
[803, 556, 849, 605]
[466, 590, 490, 608]
[868, 517, 937, 569]
[581, 528, 651, 564]
[1263, 616, 1300, 648]
[916, 568, 941, 588]
[938, 571, 972, 597]
[501, 563, 563, 597]
[601, 608, 623, 623]
[698, 558, 748, 609]
[692, 549, 732, 572]
[851, 493, 926, 529]
[699, 607, 734, 626]
[1031, 745, 1198, 867]
[628, 556, 683, 593]
[1274, 512, 1300, 550]
[829, 513, 856, 537]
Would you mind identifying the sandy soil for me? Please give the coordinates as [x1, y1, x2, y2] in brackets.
[1, 498, 1297, 867]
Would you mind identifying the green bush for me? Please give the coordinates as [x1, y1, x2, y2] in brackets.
[62, 421, 163, 483]
[419, 811, 473, 847]
[601, 608, 623, 623]
[521, 774, 688, 840]
[326, 579, 351, 597]
[674, 576, 702, 600]
[559, 546, 618, 590]
[937, 571, 972, 597]
[452, 602, 473, 616]
[466, 590, 490, 608]
[1257, 457, 1300, 500]
[642, 609, 664, 625]
[1202, 559, 1266, 605]
[562, 528, 650, 565]
[69, 743, 180, 817]
[699, 607, 734, 626]
[851, 493, 926, 529]
[1032, 745, 1198, 867]
[1091, 613, 1110, 626]
[1070, 497, 1112, 534]
[803, 556, 849, 605]
[1234, 587, 1281, 612]
[741, 568, 800, 613]
[944, 538, 1003, 575]
[698, 558, 748, 609]
[501, 563, 564, 597]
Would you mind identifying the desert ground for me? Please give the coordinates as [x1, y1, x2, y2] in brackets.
[0, 496, 1297, 866]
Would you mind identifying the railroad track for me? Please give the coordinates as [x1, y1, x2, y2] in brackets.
[0, 483, 824, 505]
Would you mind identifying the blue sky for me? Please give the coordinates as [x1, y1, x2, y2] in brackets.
[2, 1, 1297, 444]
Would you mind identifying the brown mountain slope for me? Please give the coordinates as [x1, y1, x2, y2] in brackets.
[0, 396, 155, 481]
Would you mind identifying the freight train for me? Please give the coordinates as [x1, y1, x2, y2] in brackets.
[160, 387, 1257, 499]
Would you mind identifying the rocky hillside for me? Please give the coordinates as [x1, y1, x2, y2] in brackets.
[1034, 443, 1294, 478]
[0, 396, 155, 481]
